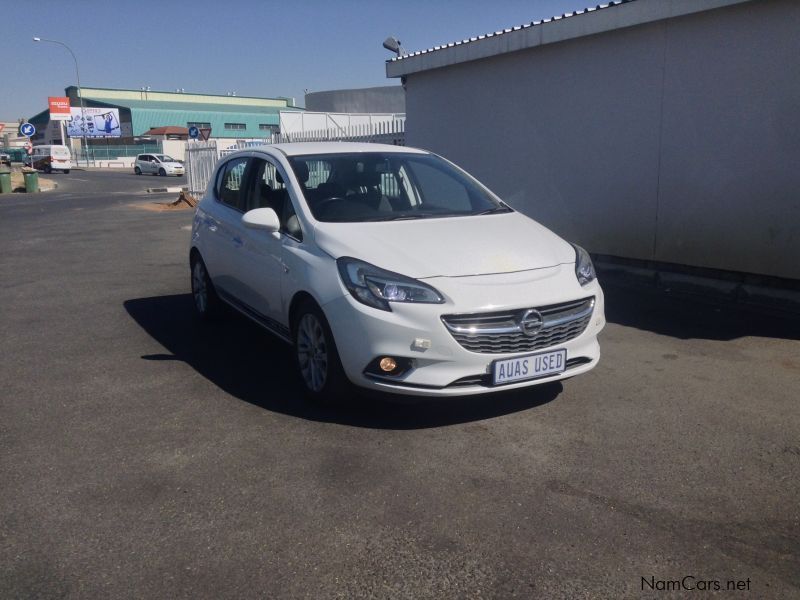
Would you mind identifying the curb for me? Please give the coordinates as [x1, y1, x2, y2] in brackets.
[595, 258, 800, 316]
[147, 186, 189, 194]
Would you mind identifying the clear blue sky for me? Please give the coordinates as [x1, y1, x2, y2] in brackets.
[3, 0, 592, 120]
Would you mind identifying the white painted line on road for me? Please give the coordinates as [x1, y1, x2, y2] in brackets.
[147, 186, 189, 194]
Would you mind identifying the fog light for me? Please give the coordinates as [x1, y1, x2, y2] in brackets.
[379, 357, 397, 372]
[364, 356, 413, 378]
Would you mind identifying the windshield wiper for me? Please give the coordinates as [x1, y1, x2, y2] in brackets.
[473, 205, 512, 215]
[367, 214, 427, 221]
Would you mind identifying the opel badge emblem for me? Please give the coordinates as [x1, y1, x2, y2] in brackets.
[520, 309, 543, 336]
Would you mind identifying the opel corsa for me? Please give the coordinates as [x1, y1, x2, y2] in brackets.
[189, 142, 605, 400]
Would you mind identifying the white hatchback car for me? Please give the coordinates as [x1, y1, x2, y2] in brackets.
[134, 153, 184, 176]
[190, 142, 604, 400]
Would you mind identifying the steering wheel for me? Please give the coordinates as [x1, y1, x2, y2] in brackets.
[315, 197, 346, 213]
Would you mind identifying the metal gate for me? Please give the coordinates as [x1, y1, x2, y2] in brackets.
[184, 141, 218, 196]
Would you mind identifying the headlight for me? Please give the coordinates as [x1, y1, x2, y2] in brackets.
[336, 257, 445, 311]
[572, 244, 596, 286]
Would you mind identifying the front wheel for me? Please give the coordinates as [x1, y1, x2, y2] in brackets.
[293, 301, 349, 402]
[191, 256, 222, 319]
[159, 168, 166, 176]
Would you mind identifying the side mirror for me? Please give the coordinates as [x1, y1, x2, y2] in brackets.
[242, 208, 280, 232]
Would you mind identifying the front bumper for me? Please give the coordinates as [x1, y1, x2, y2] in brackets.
[322, 265, 605, 397]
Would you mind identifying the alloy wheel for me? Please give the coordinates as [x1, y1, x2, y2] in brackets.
[192, 261, 207, 314]
[296, 313, 328, 392]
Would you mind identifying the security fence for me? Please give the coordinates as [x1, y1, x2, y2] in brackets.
[185, 141, 220, 196]
[75, 143, 162, 164]
[184, 119, 406, 197]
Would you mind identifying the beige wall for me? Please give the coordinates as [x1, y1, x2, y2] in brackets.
[404, 0, 800, 279]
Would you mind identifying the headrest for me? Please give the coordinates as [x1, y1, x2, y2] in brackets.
[361, 170, 381, 186]
[293, 161, 309, 183]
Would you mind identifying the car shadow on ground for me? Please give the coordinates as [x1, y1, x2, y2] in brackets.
[123, 294, 562, 429]
[602, 281, 800, 341]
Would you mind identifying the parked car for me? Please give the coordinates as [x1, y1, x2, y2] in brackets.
[29, 145, 71, 173]
[0, 152, 10, 167]
[189, 142, 605, 400]
[134, 153, 184, 176]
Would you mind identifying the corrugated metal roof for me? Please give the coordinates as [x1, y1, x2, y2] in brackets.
[386, 0, 753, 77]
[389, 0, 636, 63]
[105, 99, 287, 114]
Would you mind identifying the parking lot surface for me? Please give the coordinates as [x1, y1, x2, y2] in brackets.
[1, 172, 798, 598]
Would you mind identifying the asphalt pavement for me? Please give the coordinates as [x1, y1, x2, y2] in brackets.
[1, 171, 798, 599]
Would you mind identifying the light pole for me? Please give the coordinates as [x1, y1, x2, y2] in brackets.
[33, 37, 89, 166]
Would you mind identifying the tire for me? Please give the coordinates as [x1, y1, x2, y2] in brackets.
[62, 170, 70, 174]
[159, 168, 167, 176]
[190, 255, 222, 320]
[134, 166, 141, 175]
[293, 300, 349, 402]
[45, 166, 52, 174]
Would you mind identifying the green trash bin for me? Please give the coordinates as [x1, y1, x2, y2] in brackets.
[0, 166, 11, 194]
[23, 169, 39, 193]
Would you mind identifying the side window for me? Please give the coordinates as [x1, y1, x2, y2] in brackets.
[216, 157, 249, 210]
[139, 155, 149, 162]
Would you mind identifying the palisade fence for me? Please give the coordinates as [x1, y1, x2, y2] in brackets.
[75, 143, 162, 163]
[184, 119, 405, 196]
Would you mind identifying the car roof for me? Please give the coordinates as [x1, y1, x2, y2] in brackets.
[252, 141, 430, 157]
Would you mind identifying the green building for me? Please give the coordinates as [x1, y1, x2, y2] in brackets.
[29, 86, 301, 143]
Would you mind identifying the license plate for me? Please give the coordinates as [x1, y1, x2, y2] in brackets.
[492, 348, 567, 385]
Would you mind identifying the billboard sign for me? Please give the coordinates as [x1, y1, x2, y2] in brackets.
[66, 107, 122, 138]
[48, 97, 72, 121]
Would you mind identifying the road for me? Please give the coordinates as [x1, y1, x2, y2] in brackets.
[1, 171, 798, 599]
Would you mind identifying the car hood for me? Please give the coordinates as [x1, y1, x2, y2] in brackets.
[312, 212, 576, 279]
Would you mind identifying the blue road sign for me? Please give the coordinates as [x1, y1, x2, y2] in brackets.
[188, 126, 199, 139]
[20, 123, 35, 137]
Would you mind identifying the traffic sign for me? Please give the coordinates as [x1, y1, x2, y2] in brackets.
[20, 122, 35, 137]
[199, 127, 211, 141]
[188, 126, 199, 139]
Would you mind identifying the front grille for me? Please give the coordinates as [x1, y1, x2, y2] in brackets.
[441, 297, 594, 354]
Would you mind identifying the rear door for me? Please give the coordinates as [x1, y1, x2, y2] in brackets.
[139, 155, 152, 173]
[200, 156, 250, 300]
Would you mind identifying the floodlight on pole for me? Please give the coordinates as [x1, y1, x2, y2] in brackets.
[382, 37, 405, 56]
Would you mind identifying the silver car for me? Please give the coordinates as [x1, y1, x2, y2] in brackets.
[134, 153, 184, 176]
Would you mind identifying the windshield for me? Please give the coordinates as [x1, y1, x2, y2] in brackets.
[156, 155, 178, 162]
[287, 152, 510, 223]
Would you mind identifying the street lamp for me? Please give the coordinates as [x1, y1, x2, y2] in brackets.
[33, 37, 89, 166]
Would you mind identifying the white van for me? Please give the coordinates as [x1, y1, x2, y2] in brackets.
[30, 145, 72, 174]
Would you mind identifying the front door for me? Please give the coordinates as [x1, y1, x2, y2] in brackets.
[233, 157, 288, 330]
